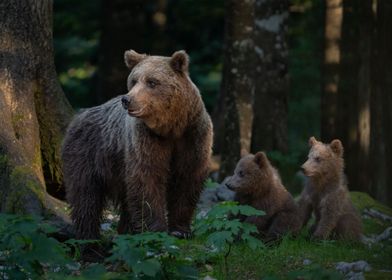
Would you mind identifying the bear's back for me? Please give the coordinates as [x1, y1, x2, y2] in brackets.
[62, 96, 130, 185]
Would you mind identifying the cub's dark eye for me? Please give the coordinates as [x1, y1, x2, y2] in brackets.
[314, 157, 321, 163]
[238, 170, 245, 178]
[146, 79, 159, 89]
[131, 79, 137, 87]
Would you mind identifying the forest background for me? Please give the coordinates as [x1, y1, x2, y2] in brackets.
[0, 0, 391, 217]
[54, 0, 392, 206]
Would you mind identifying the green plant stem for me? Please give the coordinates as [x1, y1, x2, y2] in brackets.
[224, 243, 232, 279]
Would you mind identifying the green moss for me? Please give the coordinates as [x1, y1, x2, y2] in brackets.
[10, 113, 25, 139]
[351, 191, 392, 216]
[4, 166, 45, 214]
[350, 192, 392, 235]
[365, 270, 392, 280]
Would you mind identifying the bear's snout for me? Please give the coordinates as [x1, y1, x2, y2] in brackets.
[121, 95, 130, 110]
[225, 180, 235, 191]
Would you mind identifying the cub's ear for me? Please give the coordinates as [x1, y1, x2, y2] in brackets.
[124, 50, 146, 70]
[170, 50, 189, 73]
[309, 136, 317, 147]
[254, 151, 268, 168]
[330, 139, 344, 157]
[240, 148, 249, 158]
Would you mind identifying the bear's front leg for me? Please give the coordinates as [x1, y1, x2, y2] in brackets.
[127, 185, 168, 233]
[312, 197, 340, 240]
[167, 129, 212, 238]
[125, 133, 172, 233]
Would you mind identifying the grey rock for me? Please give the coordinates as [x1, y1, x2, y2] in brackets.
[361, 226, 392, 245]
[100, 223, 112, 231]
[216, 184, 235, 201]
[346, 271, 365, 280]
[303, 259, 312, 265]
[362, 208, 392, 222]
[203, 276, 217, 280]
[336, 260, 371, 275]
[197, 177, 235, 216]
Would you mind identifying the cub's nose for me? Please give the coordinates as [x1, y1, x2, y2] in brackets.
[225, 182, 233, 190]
[121, 95, 130, 109]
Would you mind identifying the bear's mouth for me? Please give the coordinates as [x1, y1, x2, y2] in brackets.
[128, 106, 146, 117]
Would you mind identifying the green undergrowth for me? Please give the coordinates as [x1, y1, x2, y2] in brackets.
[0, 192, 391, 279]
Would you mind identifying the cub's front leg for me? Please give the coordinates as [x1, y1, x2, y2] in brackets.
[312, 196, 340, 240]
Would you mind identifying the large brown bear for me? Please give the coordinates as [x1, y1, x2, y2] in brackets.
[298, 137, 362, 240]
[225, 152, 301, 240]
[62, 50, 213, 239]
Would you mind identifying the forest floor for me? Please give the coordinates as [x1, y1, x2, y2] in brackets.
[1, 192, 391, 279]
[189, 192, 392, 280]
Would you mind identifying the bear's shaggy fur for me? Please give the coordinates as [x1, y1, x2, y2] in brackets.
[298, 137, 362, 240]
[225, 152, 301, 240]
[62, 50, 213, 239]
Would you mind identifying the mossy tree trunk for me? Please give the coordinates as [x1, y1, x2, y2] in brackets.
[219, 0, 256, 180]
[0, 0, 73, 218]
[251, 0, 289, 153]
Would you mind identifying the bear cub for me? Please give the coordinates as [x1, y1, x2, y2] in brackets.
[298, 137, 362, 240]
[225, 152, 301, 240]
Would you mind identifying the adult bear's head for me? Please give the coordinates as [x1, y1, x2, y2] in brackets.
[121, 50, 202, 137]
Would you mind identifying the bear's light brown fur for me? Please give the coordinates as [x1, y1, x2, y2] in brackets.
[298, 137, 363, 240]
[226, 152, 301, 240]
[62, 50, 213, 240]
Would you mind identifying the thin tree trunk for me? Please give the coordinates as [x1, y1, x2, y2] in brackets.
[371, 0, 392, 206]
[97, 0, 168, 103]
[321, 0, 343, 141]
[251, 0, 289, 153]
[0, 0, 72, 218]
[219, 0, 255, 180]
[355, 0, 373, 193]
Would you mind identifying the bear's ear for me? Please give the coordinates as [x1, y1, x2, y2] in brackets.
[170, 50, 189, 73]
[124, 50, 146, 70]
[309, 136, 317, 147]
[254, 151, 268, 168]
[330, 139, 344, 157]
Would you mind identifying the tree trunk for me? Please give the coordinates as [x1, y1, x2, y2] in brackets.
[251, 0, 289, 153]
[219, 0, 256, 180]
[97, 0, 168, 103]
[0, 0, 72, 218]
[371, 0, 392, 206]
[338, 0, 374, 193]
[321, 0, 343, 141]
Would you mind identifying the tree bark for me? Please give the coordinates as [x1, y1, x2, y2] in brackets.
[371, 0, 392, 206]
[251, 0, 289, 153]
[321, 0, 343, 141]
[219, 0, 256, 180]
[0, 0, 72, 218]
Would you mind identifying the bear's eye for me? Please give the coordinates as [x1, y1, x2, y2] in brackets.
[131, 79, 137, 87]
[146, 79, 159, 89]
[314, 156, 322, 163]
[238, 170, 245, 178]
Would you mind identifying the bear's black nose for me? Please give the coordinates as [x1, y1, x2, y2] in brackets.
[121, 95, 130, 109]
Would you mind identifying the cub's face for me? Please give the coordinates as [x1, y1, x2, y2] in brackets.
[225, 152, 271, 194]
[121, 50, 193, 134]
[301, 137, 344, 179]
